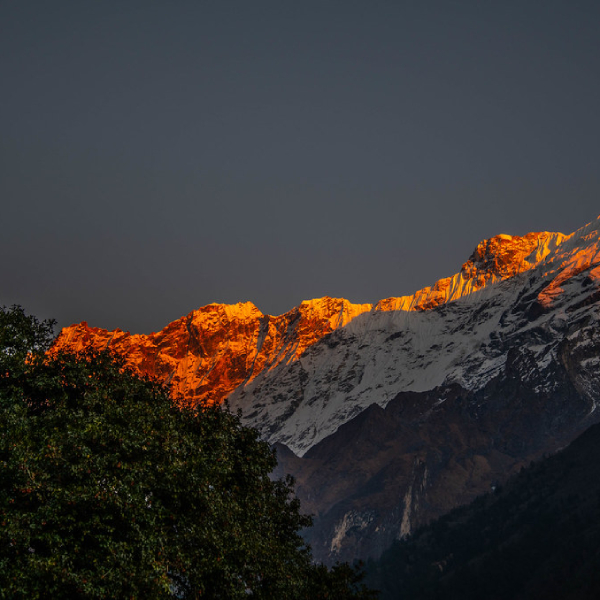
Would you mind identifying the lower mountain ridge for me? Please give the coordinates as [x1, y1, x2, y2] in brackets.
[53, 216, 600, 565]
[364, 420, 600, 599]
[273, 344, 596, 564]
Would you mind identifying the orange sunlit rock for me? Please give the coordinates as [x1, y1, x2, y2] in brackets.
[53, 298, 372, 407]
[536, 235, 600, 308]
[376, 231, 566, 311]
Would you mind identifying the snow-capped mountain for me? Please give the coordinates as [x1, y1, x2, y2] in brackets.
[265, 217, 600, 563]
[54, 216, 600, 564]
[229, 220, 600, 456]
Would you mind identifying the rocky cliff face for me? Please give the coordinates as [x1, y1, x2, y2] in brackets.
[364, 419, 600, 600]
[273, 346, 596, 564]
[53, 297, 372, 406]
[54, 217, 600, 565]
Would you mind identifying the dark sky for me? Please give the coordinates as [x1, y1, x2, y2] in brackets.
[2, 1, 599, 334]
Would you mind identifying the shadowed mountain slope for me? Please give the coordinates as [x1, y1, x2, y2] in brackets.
[364, 420, 600, 600]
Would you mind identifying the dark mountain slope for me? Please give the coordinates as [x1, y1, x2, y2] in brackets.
[273, 340, 595, 564]
[364, 421, 600, 600]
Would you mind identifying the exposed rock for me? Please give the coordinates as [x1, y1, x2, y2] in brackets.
[53, 298, 372, 406]
[375, 230, 565, 312]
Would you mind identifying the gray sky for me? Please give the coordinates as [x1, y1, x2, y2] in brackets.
[2, 1, 599, 333]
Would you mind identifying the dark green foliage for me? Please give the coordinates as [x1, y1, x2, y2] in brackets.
[302, 561, 378, 599]
[365, 421, 600, 600]
[0, 305, 56, 404]
[0, 306, 377, 599]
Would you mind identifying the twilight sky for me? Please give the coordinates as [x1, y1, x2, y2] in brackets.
[2, 1, 599, 334]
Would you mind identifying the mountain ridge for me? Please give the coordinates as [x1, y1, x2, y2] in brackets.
[53, 225, 578, 413]
[228, 218, 600, 456]
[54, 297, 373, 406]
[375, 229, 566, 311]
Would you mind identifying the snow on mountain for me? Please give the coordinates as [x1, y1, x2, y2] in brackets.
[228, 218, 600, 455]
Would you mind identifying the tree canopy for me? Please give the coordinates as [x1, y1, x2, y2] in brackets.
[0, 305, 377, 599]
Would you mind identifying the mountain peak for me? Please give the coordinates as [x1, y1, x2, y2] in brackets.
[375, 230, 566, 312]
[296, 297, 373, 328]
[187, 301, 263, 328]
[460, 230, 566, 281]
